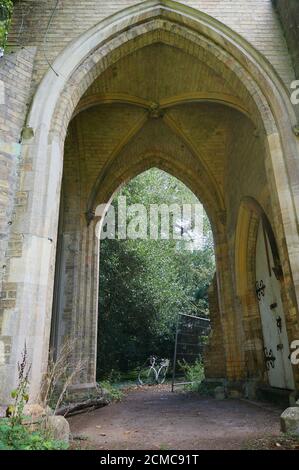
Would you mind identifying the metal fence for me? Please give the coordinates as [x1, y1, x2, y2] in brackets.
[171, 313, 211, 391]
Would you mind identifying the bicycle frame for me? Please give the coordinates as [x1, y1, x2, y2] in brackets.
[138, 356, 169, 385]
[150, 357, 169, 382]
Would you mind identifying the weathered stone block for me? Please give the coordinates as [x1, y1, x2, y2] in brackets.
[23, 404, 46, 418]
[44, 416, 70, 444]
[214, 386, 226, 400]
[280, 407, 299, 436]
[228, 389, 242, 399]
[244, 380, 258, 400]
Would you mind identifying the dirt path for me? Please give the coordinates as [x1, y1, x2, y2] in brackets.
[68, 386, 284, 450]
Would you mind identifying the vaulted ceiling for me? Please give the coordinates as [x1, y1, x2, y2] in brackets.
[63, 41, 266, 225]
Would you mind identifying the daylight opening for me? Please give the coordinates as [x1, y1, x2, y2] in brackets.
[96, 168, 215, 389]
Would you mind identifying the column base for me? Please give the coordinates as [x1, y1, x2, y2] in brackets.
[201, 378, 260, 400]
[66, 382, 101, 402]
[256, 385, 299, 407]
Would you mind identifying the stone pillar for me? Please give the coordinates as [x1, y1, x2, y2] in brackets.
[0, 48, 36, 283]
[51, 213, 100, 395]
[0, 49, 36, 403]
[214, 228, 246, 382]
[204, 274, 226, 378]
[0, 131, 63, 404]
[70, 217, 99, 390]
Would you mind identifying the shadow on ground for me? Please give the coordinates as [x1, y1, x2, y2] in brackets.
[67, 385, 294, 450]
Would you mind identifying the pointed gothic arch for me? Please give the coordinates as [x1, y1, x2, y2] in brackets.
[2, 0, 299, 401]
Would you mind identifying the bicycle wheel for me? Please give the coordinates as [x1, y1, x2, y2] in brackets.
[157, 365, 168, 384]
[138, 366, 157, 385]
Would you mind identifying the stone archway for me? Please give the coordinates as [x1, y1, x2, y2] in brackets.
[235, 197, 299, 388]
[1, 0, 299, 403]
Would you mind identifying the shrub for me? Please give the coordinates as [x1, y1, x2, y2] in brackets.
[0, 419, 68, 450]
[2, 345, 69, 451]
[178, 359, 205, 391]
[99, 381, 123, 401]
[105, 369, 122, 384]
[0, 0, 13, 51]
[7, 344, 31, 427]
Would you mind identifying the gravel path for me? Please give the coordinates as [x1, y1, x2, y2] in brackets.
[68, 385, 284, 450]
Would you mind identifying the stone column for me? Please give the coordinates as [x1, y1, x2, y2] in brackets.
[51, 213, 100, 396]
[214, 227, 246, 382]
[204, 274, 227, 379]
[0, 131, 63, 403]
[70, 217, 99, 391]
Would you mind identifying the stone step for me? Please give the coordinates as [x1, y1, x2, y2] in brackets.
[256, 386, 298, 407]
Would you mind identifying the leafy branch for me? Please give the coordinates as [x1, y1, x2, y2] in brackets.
[0, 0, 13, 51]
[6, 343, 31, 427]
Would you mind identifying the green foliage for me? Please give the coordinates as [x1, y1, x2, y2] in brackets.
[97, 169, 215, 378]
[2, 346, 68, 451]
[99, 381, 124, 401]
[0, 0, 13, 51]
[178, 359, 205, 391]
[0, 419, 68, 450]
[7, 344, 30, 427]
[105, 369, 122, 384]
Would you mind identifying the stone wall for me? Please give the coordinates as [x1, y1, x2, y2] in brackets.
[1, 0, 299, 402]
[7, 0, 294, 90]
[0, 47, 35, 338]
[0, 48, 35, 302]
[273, 0, 299, 79]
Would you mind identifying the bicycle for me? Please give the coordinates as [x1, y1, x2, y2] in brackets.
[138, 356, 170, 385]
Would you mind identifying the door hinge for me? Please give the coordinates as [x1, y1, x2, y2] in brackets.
[264, 348, 276, 370]
[276, 316, 282, 333]
[256, 280, 266, 300]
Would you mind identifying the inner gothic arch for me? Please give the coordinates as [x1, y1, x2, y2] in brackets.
[1, 0, 299, 403]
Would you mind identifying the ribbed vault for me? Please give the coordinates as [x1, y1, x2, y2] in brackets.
[3, 0, 298, 403]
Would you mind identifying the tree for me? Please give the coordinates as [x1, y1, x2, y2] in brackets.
[97, 169, 215, 378]
[0, 0, 13, 52]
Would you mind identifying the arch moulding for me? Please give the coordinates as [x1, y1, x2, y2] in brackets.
[3, 0, 299, 401]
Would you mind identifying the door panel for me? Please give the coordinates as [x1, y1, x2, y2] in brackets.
[255, 220, 294, 390]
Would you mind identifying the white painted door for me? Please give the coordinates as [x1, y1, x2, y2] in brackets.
[255, 220, 294, 390]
